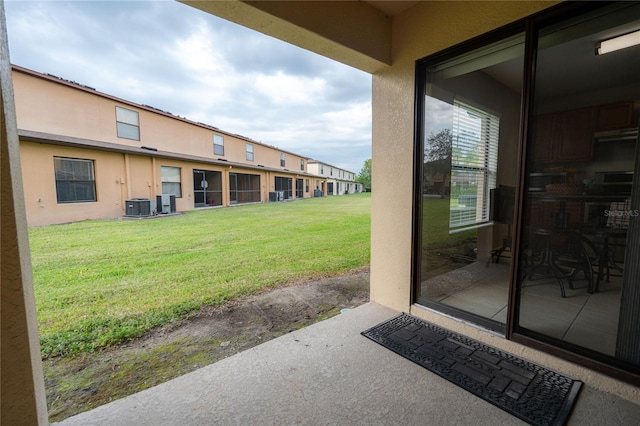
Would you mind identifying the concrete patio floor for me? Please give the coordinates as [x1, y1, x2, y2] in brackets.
[56, 302, 640, 426]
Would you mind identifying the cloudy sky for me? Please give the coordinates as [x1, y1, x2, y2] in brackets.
[4, 0, 372, 174]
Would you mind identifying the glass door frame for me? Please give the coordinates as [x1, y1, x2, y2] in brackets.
[193, 169, 222, 208]
[412, 22, 527, 336]
[229, 172, 238, 205]
[411, 2, 640, 385]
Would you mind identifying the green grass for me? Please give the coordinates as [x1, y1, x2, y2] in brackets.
[29, 194, 371, 358]
[421, 197, 477, 280]
[422, 197, 476, 249]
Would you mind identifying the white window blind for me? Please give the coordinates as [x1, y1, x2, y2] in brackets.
[161, 166, 182, 198]
[213, 134, 224, 156]
[449, 101, 499, 230]
[116, 106, 140, 140]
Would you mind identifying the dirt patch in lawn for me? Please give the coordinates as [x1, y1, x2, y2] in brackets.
[45, 267, 370, 423]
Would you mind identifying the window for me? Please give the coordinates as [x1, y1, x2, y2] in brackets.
[300, 159, 305, 171]
[449, 101, 499, 229]
[280, 153, 286, 167]
[161, 166, 181, 198]
[115, 106, 140, 140]
[305, 179, 309, 193]
[321, 165, 324, 174]
[246, 143, 254, 161]
[213, 134, 224, 156]
[54, 157, 96, 203]
[330, 168, 333, 176]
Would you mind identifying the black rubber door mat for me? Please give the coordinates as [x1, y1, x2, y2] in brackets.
[362, 313, 582, 426]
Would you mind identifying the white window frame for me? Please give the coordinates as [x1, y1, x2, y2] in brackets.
[161, 166, 182, 198]
[115, 106, 140, 140]
[246, 144, 254, 161]
[213, 134, 224, 156]
[449, 100, 500, 231]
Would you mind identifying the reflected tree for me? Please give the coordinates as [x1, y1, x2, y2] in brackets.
[424, 128, 452, 196]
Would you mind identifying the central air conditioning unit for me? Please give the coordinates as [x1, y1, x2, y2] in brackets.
[155, 194, 176, 214]
[125, 198, 152, 217]
[269, 191, 285, 202]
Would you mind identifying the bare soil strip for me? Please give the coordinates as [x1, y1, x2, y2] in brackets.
[45, 268, 370, 423]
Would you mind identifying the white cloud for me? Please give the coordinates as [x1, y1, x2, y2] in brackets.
[172, 20, 228, 75]
[4, 0, 372, 173]
[253, 73, 327, 105]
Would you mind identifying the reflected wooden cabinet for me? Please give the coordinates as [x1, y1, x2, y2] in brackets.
[532, 113, 555, 162]
[557, 107, 595, 161]
[532, 107, 595, 162]
[597, 101, 635, 131]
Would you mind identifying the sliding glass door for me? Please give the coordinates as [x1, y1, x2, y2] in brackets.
[415, 2, 640, 377]
[518, 3, 640, 368]
[416, 33, 525, 332]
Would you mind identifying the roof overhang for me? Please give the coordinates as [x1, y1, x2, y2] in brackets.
[19, 129, 322, 178]
[180, 0, 402, 73]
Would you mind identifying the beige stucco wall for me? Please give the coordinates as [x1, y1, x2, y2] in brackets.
[1, 7, 49, 421]
[20, 142, 129, 226]
[21, 139, 314, 226]
[369, 0, 556, 311]
[13, 69, 309, 173]
[127, 155, 156, 200]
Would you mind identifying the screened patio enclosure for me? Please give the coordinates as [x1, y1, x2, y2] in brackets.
[193, 169, 222, 208]
[229, 172, 260, 205]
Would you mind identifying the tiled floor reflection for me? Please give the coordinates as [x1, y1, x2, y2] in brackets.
[420, 261, 621, 356]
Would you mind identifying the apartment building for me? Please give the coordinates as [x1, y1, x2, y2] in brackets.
[4, 3, 640, 423]
[307, 160, 362, 195]
[12, 65, 327, 226]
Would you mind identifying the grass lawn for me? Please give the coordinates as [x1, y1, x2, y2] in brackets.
[422, 197, 476, 249]
[421, 197, 477, 280]
[29, 193, 371, 358]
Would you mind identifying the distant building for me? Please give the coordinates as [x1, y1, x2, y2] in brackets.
[307, 160, 362, 195]
[12, 65, 329, 226]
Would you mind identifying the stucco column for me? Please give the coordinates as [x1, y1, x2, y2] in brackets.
[369, 67, 414, 312]
[0, 4, 49, 424]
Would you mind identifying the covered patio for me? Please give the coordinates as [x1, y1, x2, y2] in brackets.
[56, 303, 640, 425]
[4, 2, 640, 424]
